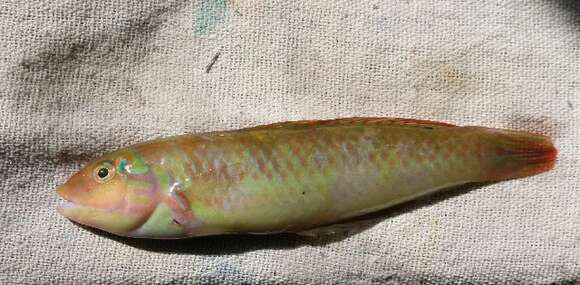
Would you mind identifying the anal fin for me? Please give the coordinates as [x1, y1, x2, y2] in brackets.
[294, 217, 385, 238]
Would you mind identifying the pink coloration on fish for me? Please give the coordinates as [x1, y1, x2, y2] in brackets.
[56, 118, 557, 238]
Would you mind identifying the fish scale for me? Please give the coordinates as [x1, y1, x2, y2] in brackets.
[56, 118, 557, 238]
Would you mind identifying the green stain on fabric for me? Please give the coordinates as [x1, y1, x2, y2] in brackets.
[194, 0, 227, 34]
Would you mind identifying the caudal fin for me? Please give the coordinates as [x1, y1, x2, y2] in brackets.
[485, 128, 557, 181]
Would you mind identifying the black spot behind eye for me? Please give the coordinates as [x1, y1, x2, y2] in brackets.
[97, 168, 109, 178]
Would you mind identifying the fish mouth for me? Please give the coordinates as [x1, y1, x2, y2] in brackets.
[55, 184, 149, 236]
[57, 199, 77, 213]
[56, 185, 78, 216]
[56, 197, 82, 218]
[55, 185, 94, 221]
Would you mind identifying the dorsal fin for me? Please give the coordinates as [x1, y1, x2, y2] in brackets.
[238, 117, 456, 131]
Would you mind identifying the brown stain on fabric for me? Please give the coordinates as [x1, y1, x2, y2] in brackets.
[441, 64, 465, 93]
[227, 0, 243, 16]
[408, 53, 476, 118]
[226, 0, 263, 16]
[413, 60, 468, 94]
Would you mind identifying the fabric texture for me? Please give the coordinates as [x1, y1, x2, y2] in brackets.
[1, 1, 579, 284]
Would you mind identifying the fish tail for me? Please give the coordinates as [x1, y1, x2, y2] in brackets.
[479, 128, 557, 181]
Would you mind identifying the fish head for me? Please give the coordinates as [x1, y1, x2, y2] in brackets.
[57, 149, 161, 237]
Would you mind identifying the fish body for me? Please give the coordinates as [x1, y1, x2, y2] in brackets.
[57, 118, 556, 238]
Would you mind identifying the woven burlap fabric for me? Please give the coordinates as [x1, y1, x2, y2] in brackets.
[0, 1, 578, 284]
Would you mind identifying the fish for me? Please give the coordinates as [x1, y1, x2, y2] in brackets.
[56, 118, 557, 239]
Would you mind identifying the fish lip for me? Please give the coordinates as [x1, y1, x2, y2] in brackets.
[56, 196, 77, 216]
[57, 199, 76, 211]
[56, 184, 78, 215]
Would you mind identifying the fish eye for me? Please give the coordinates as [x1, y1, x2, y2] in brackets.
[97, 168, 109, 178]
[93, 163, 114, 182]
